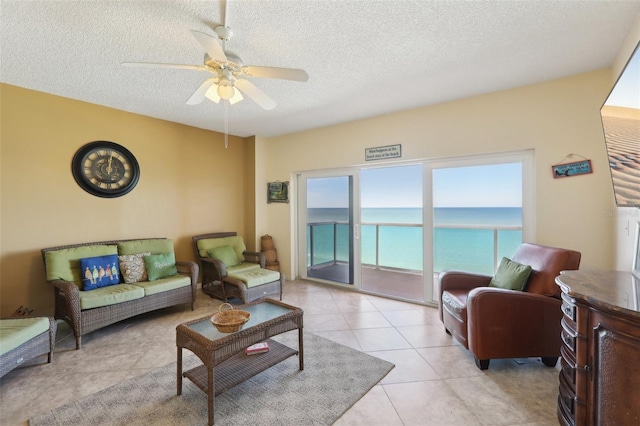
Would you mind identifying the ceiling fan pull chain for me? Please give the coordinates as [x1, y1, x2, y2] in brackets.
[224, 100, 229, 148]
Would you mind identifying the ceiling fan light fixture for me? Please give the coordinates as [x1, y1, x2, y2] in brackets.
[217, 82, 234, 100]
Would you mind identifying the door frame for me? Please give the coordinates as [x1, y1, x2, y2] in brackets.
[295, 168, 361, 289]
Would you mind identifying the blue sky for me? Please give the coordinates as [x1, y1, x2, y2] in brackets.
[307, 162, 522, 208]
[605, 43, 640, 109]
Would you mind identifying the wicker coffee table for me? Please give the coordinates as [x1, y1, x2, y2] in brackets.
[176, 299, 304, 425]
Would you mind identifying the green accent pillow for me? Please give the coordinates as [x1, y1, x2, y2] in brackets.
[207, 245, 240, 267]
[143, 252, 177, 281]
[489, 257, 532, 291]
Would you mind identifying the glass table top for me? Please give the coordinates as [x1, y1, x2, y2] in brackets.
[186, 300, 298, 341]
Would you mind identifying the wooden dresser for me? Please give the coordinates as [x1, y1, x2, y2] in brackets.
[555, 270, 640, 425]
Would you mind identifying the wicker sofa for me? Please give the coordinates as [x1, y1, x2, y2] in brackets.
[0, 317, 57, 378]
[42, 238, 198, 349]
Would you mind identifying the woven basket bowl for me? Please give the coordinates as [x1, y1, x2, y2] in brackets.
[210, 303, 251, 333]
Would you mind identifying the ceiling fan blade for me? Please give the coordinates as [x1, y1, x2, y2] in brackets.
[122, 62, 208, 72]
[241, 66, 308, 82]
[191, 30, 227, 63]
[187, 78, 217, 105]
[234, 79, 277, 110]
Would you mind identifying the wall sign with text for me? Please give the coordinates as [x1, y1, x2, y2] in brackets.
[365, 144, 401, 161]
[552, 160, 593, 178]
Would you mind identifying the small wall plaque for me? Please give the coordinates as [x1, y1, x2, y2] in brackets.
[267, 181, 289, 203]
[552, 160, 593, 178]
[365, 144, 401, 161]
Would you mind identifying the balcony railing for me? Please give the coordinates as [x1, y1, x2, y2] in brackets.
[307, 221, 522, 276]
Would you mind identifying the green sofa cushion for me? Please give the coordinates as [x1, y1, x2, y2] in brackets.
[45, 245, 118, 288]
[117, 239, 174, 256]
[489, 257, 532, 291]
[78, 284, 145, 310]
[132, 274, 191, 296]
[229, 268, 280, 288]
[197, 236, 246, 263]
[0, 317, 50, 356]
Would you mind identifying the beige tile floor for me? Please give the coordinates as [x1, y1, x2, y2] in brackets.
[0, 279, 561, 425]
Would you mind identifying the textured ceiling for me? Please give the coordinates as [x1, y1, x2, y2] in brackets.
[2, 1, 640, 138]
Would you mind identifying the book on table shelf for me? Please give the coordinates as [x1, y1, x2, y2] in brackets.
[245, 341, 270, 355]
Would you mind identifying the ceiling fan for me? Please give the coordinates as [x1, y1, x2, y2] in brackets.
[122, 24, 308, 111]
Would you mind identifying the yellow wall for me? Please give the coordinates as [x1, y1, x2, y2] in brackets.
[260, 69, 619, 279]
[0, 84, 248, 316]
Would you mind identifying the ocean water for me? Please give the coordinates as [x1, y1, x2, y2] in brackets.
[307, 207, 522, 275]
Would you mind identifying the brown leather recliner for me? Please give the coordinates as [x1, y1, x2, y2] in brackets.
[438, 243, 581, 370]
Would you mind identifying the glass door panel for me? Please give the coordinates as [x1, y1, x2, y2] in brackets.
[360, 165, 424, 302]
[431, 161, 525, 302]
[303, 176, 354, 285]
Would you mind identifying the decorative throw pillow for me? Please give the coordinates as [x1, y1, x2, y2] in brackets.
[118, 252, 151, 283]
[79, 254, 121, 291]
[144, 252, 177, 281]
[489, 257, 532, 291]
[207, 245, 240, 267]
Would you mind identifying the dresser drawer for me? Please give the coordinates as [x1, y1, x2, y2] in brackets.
[558, 373, 576, 416]
[561, 292, 576, 322]
[560, 347, 576, 389]
[557, 394, 576, 426]
[561, 317, 578, 352]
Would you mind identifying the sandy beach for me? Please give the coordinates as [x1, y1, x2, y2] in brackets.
[601, 105, 640, 206]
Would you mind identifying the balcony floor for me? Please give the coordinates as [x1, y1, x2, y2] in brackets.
[308, 263, 439, 303]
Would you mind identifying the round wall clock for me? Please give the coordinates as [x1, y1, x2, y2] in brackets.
[71, 141, 140, 198]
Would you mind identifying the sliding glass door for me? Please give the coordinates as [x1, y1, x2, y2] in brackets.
[295, 151, 533, 305]
[297, 171, 358, 285]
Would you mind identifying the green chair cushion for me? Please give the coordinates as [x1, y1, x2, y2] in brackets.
[207, 245, 240, 267]
[489, 257, 532, 291]
[0, 317, 50, 356]
[78, 284, 145, 310]
[197, 236, 246, 264]
[227, 263, 261, 274]
[117, 239, 174, 256]
[45, 245, 118, 288]
[229, 268, 280, 288]
[132, 274, 191, 296]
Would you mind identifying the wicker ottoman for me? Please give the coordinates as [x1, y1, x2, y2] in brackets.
[0, 317, 57, 378]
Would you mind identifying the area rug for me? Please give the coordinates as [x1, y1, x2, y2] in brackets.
[29, 333, 394, 425]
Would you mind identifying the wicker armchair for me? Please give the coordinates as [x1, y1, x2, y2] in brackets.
[193, 232, 284, 304]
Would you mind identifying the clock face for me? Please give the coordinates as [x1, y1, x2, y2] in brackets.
[72, 141, 140, 198]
